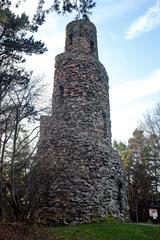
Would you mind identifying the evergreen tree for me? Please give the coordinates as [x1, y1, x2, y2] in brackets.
[114, 130, 153, 222]
[36, 0, 96, 19]
[0, 1, 47, 103]
[141, 103, 160, 198]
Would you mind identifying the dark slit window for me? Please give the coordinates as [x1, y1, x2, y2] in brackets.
[59, 85, 64, 98]
[90, 40, 94, 53]
[69, 34, 73, 45]
[102, 111, 107, 120]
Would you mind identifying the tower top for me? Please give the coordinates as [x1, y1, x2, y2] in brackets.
[65, 19, 98, 59]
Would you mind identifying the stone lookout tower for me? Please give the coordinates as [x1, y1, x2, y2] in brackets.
[31, 19, 128, 224]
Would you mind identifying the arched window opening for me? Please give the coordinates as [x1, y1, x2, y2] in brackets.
[90, 40, 94, 53]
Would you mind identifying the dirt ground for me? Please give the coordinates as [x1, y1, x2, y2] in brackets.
[0, 223, 61, 240]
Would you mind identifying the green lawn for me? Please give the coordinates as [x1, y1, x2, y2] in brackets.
[49, 221, 160, 240]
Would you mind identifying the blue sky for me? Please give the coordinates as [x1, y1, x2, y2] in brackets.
[12, 0, 160, 142]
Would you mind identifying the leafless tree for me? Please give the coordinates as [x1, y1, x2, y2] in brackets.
[141, 103, 160, 198]
[0, 73, 48, 220]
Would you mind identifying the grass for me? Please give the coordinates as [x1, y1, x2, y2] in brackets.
[49, 221, 160, 240]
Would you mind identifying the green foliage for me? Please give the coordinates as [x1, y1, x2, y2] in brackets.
[0, 3, 47, 107]
[113, 140, 132, 169]
[37, 0, 96, 19]
[0, 6, 47, 63]
[105, 214, 122, 224]
[114, 120, 160, 222]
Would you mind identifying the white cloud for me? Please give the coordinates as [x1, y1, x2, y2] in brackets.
[94, 0, 147, 22]
[110, 68, 160, 141]
[110, 68, 160, 108]
[125, 0, 160, 39]
[26, 29, 65, 97]
[111, 100, 156, 142]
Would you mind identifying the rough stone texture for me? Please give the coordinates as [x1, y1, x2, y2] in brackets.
[30, 19, 128, 224]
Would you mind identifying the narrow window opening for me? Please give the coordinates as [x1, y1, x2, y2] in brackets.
[59, 85, 64, 98]
[117, 182, 123, 212]
[90, 40, 94, 53]
[102, 111, 107, 138]
[102, 111, 107, 120]
[69, 34, 73, 45]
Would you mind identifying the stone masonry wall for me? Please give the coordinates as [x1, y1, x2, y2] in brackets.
[30, 19, 128, 224]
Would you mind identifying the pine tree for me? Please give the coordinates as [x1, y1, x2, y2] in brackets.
[36, 0, 96, 19]
[114, 130, 153, 222]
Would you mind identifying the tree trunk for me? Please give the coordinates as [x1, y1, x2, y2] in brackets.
[0, 82, 3, 219]
[10, 106, 19, 219]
